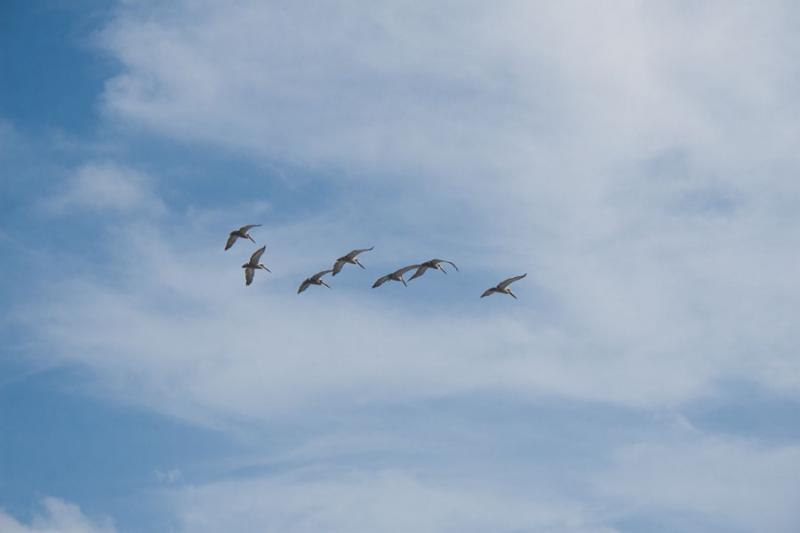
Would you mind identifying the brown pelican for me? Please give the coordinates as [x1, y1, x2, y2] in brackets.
[372, 264, 420, 288]
[332, 247, 374, 276]
[242, 246, 270, 286]
[481, 273, 526, 299]
[298, 269, 334, 294]
[225, 224, 262, 250]
[408, 259, 459, 282]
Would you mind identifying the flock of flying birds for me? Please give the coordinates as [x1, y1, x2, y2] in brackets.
[225, 224, 528, 299]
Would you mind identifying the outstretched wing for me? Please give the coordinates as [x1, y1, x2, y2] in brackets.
[372, 273, 392, 288]
[395, 264, 421, 278]
[435, 259, 459, 272]
[225, 233, 239, 250]
[480, 288, 495, 298]
[346, 246, 374, 259]
[312, 269, 334, 281]
[332, 259, 346, 276]
[238, 224, 261, 232]
[250, 246, 266, 263]
[297, 279, 311, 293]
[408, 264, 430, 281]
[245, 268, 255, 286]
[497, 273, 526, 290]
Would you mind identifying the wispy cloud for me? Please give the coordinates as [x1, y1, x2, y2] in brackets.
[0, 497, 115, 533]
[163, 468, 616, 533]
[41, 161, 164, 215]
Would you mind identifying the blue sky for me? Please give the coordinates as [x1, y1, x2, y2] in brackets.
[2, 1, 800, 531]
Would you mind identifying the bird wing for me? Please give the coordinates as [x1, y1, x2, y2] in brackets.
[435, 259, 459, 271]
[346, 246, 374, 259]
[312, 269, 334, 281]
[245, 268, 255, 286]
[408, 264, 430, 281]
[372, 273, 392, 288]
[224, 233, 239, 250]
[332, 259, 346, 276]
[395, 264, 421, 277]
[239, 224, 262, 232]
[297, 279, 311, 293]
[480, 288, 495, 298]
[498, 273, 527, 290]
[250, 246, 266, 263]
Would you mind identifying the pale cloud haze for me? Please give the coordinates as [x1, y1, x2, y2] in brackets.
[2, 1, 799, 532]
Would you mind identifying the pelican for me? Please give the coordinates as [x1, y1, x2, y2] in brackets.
[408, 259, 459, 282]
[298, 269, 334, 294]
[332, 247, 374, 276]
[372, 264, 420, 288]
[481, 273, 527, 299]
[225, 224, 262, 250]
[242, 246, 271, 286]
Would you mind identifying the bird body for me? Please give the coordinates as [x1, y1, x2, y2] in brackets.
[372, 264, 420, 288]
[225, 224, 261, 250]
[409, 259, 459, 281]
[481, 273, 526, 299]
[298, 269, 334, 293]
[332, 247, 374, 275]
[242, 246, 271, 286]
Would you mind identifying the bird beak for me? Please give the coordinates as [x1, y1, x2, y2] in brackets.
[322, 281, 331, 288]
[356, 260, 365, 269]
[401, 278, 407, 287]
[509, 291, 517, 299]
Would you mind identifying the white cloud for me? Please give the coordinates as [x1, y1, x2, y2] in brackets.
[598, 436, 800, 532]
[42, 161, 163, 215]
[0, 498, 115, 533]
[21, 0, 799, 424]
[164, 469, 615, 533]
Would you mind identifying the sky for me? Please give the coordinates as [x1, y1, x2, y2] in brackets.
[1, 1, 799, 531]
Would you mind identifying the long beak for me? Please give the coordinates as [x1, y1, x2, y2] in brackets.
[439, 266, 448, 274]
[508, 290, 517, 299]
[321, 280, 331, 288]
[262, 265, 271, 272]
[401, 278, 407, 287]
[248, 235, 256, 243]
[356, 259, 365, 269]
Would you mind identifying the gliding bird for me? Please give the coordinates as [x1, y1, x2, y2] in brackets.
[332, 247, 374, 276]
[298, 269, 334, 294]
[225, 224, 261, 250]
[408, 259, 459, 281]
[242, 246, 271, 286]
[480, 273, 527, 299]
[372, 264, 421, 288]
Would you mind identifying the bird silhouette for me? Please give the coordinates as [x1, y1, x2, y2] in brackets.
[332, 247, 374, 276]
[480, 273, 526, 299]
[408, 259, 459, 281]
[242, 246, 270, 286]
[225, 224, 261, 250]
[298, 269, 334, 294]
[372, 264, 421, 288]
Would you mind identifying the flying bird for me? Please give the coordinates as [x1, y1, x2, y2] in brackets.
[242, 246, 270, 286]
[372, 264, 421, 288]
[332, 247, 374, 276]
[225, 224, 262, 250]
[298, 269, 334, 294]
[480, 273, 527, 299]
[408, 259, 459, 281]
